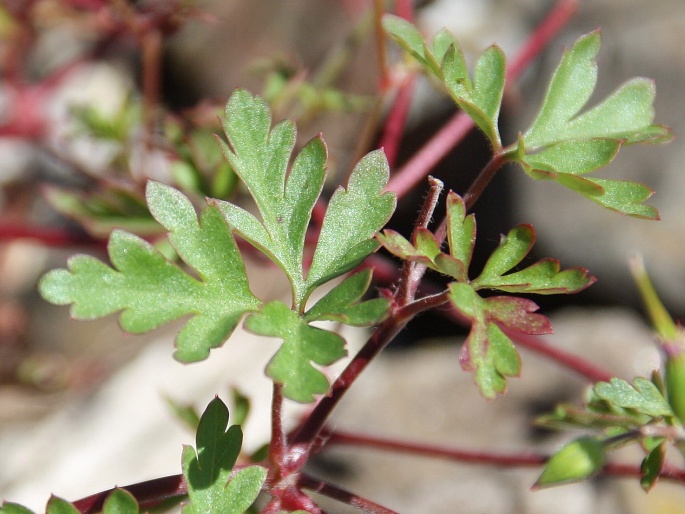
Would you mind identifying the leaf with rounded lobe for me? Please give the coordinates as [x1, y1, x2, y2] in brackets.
[245, 301, 347, 403]
[102, 489, 138, 514]
[534, 437, 605, 489]
[516, 32, 670, 218]
[485, 296, 552, 335]
[305, 269, 390, 327]
[475, 225, 535, 284]
[45, 498, 79, 514]
[382, 14, 440, 75]
[594, 377, 673, 418]
[216, 89, 328, 306]
[306, 150, 396, 294]
[640, 440, 666, 491]
[39, 182, 260, 363]
[449, 283, 522, 399]
[182, 397, 266, 514]
[446, 192, 475, 280]
[476, 258, 595, 295]
[581, 178, 659, 219]
[523, 139, 621, 176]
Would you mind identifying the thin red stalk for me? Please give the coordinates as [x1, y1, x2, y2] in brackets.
[269, 383, 287, 471]
[385, 0, 579, 199]
[505, 328, 614, 384]
[327, 430, 545, 467]
[326, 429, 685, 485]
[373, 0, 390, 89]
[291, 290, 451, 448]
[396, 176, 443, 305]
[377, 74, 416, 168]
[299, 473, 399, 514]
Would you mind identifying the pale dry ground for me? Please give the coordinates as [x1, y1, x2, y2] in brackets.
[1, 1, 685, 513]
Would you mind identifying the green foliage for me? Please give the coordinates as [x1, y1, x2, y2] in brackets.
[245, 300, 348, 403]
[379, 192, 593, 397]
[383, 16, 671, 219]
[0, 490, 140, 514]
[40, 90, 394, 403]
[382, 14, 504, 146]
[182, 397, 266, 514]
[214, 89, 395, 309]
[39, 181, 260, 363]
[594, 377, 673, 419]
[534, 437, 605, 489]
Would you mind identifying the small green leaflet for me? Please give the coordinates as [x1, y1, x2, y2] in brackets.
[245, 301, 348, 403]
[450, 282, 549, 399]
[640, 439, 666, 492]
[39, 181, 260, 363]
[214, 89, 395, 309]
[471, 224, 595, 294]
[182, 397, 266, 514]
[378, 192, 593, 398]
[382, 15, 505, 147]
[514, 31, 671, 218]
[534, 437, 605, 489]
[0, 491, 139, 514]
[0, 504, 36, 514]
[593, 377, 673, 419]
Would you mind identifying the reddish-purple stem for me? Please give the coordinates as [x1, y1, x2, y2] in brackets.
[378, 75, 417, 168]
[299, 473, 399, 514]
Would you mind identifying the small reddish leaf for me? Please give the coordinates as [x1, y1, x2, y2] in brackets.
[485, 296, 552, 335]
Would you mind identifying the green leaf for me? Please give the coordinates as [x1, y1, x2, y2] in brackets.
[594, 377, 674, 418]
[0, 503, 35, 514]
[39, 182, 260, 363]
[475, 258, 595, 294]
[640, 440, 666, 491]
[215, 90, 394, 308]
[446, 192, 475, 280]
[245, 301, 347, 402]
[475, 225, 535, 283]
[102, 489, 139, 514]
[215, 89, 326, 307]
[515, 31, 670, 218]
[442, 44, 505, 146]
[305, 269, 391, 326]
[534, 437, 605, 489]
[580, 178, 659, 219]
[473, 224, 595, 294]
[305, 150, 396, 296]
[45, 497, 80, 514]
[383, 14, 504, 146]
[182, 398, 266, 514]
[382, 15, 439, 75]
[449, 283, 523, 399]
[165, 395, 201, 431]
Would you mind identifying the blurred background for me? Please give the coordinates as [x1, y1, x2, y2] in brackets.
[0, 1, 684, 512]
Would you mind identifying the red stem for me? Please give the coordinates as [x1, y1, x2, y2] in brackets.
[325, 428, 685, 484]
[505, 329, 614, 384]
[299, 473, 399, 514]
[377, 74, 417, 169]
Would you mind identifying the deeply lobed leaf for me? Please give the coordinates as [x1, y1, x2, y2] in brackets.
[514, 31, 670, 218]
[182, 398, 266, 514]
[245, 301, 347, 403]
[216, 90, 395, 308]
[593, 377, 673, 419]
[39, 182, 260, 363]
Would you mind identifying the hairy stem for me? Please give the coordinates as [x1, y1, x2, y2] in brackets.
[299, 473, 399, 514]
[396, 176, 444, 305]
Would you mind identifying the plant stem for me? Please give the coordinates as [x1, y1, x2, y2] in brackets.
[384, 0, 579, 200]
[396, 176, 443, 305]
[462, 151, 505, 212]
[291, 290, 451, 448]
[506, 329, 614, 384]
[269, 383, 287, 471]
[299, 473, 399, 514]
